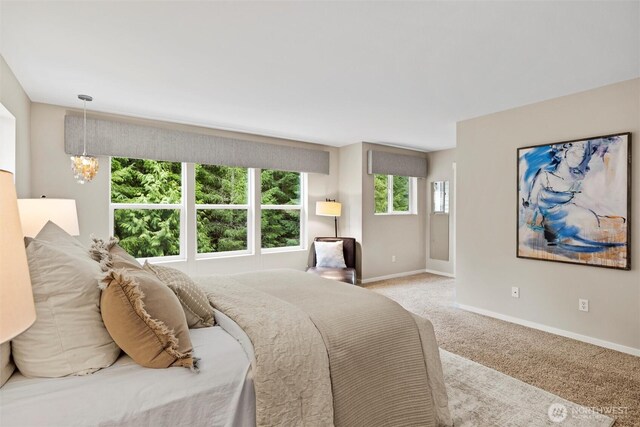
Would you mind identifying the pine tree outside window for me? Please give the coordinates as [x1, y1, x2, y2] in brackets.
[110, 157, 184, 259]
[260, 169, 305, 250]
[195, 165, 252, 256]
[110, 158, 308, 261]
[374, 174, 416, 215]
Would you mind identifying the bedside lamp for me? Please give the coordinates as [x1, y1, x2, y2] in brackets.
[0, 170, 35, 342]
[17, 198, 80, 237]
[316, 199, 342, 238]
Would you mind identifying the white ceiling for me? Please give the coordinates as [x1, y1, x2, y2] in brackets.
[1, 1, 638, 151]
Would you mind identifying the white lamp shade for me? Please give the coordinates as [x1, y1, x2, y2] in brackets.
[0, 171, 36, 342]
[17, 199, 80, 237]
[316, 201, 342, 217]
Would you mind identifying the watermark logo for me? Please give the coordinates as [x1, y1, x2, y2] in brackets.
[548, 403, 568, 423]
[547, 403, 628, 423]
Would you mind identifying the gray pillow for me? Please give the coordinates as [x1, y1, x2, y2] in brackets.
[315, 241, 347, 268]
[144, 262, 215, 329]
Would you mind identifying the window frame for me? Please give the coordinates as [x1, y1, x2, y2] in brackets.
[432, 180, 450, 214]
[194, 167, 255, 260]
[109, 158, 308, 262]
[374, 174, 417, 216]
[260, 170, 307, 253]
[108, 160, 186, 263]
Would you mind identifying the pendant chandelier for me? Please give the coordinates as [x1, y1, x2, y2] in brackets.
[70, 94, 99, 184]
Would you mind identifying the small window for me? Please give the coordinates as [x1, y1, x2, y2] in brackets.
[432, 181, 449, 214]
[261, 169, 303, 249]
[110, 157, 183, 259]
[195, 165, 250, 255]
[374, 174, 415, 215]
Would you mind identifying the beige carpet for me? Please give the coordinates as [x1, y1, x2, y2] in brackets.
[366, 273, 640, 427]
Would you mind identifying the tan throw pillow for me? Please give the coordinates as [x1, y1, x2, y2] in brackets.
[1, 342, 15, 387]
[12, 222, 120, 378]
[143, 262, 215, 329]
[100, 269, 197, 370]
[110, 244, 144, 270]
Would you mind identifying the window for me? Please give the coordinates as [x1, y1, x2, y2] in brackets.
[110, 158, 307, 260]
[432, 181, 449, 214]
[110, 157, 184, 259]
[374, 174, 415, 215]
[261, 169, 304, 249]
[195, 165, 251, 255]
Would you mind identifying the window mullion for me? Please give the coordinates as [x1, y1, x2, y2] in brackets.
[387, 175, 393, 213]
[196, 204, 250, 210]
[185, 163, 196, 264]
[254, 168, 262, 254]
[260, 204, 303, 210]
[111, 203, 182, 209]
[301, 173, 307, 249]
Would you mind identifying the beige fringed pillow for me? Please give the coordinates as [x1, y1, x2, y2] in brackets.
[90, 237, 141, 271]
[91, 237, 197, 370]
[100, 270, 197, 370]
[144, 262, 215, 329]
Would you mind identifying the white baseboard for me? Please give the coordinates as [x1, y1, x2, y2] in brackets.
[424, 268, 456, 278]
[456, 303, 640, 357]
[361, 269, 427, 284]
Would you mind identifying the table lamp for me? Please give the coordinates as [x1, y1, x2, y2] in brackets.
[316, 199, 342, 238]
[17, 198, 80, 237]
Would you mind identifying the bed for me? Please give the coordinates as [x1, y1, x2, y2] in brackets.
[0, 321, 255, 427]
[0, 269, 452, 427]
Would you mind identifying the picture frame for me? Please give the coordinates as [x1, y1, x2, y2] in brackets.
[517, 132, 631, 270]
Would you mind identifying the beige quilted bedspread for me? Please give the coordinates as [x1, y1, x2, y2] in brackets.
[197, 269, 451, 427]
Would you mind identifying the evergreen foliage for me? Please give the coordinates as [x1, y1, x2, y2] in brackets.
[111, 157, 181, 204]
[374, 174, 388, 213]
[392, 176, 410, 212]
[111, 158, 302, 258]
[111, 158, 181, 257]
[260, 169, 301, 248]
[195, 165, 249, 253]
[374, 174, 410, 214]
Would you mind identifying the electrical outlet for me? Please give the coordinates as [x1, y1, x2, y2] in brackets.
[511, 287, 519, 298]
[391, 255, 396, 263]
[579, 299, 589, 312]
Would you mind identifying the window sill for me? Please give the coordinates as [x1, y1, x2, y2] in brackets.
[137, 255, 186, 264]
[196, 251, 254, 261]
[374, 212, 416, 216]
[261, 246, 307, 255]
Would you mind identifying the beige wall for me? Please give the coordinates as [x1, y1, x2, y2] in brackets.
[457, 78, 640, 352]
[0, 55, 30, 197]
[337, 143, 364, 276]
[337, 143, 363, 242]
[30, 102, 339, 275]
[360, 142, 428, 281]
[426, 148, 456, 275]
[29, 103, 435, 281]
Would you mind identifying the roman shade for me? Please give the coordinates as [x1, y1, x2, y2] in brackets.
[367, 150, 427, 178]
[65, 115, 330, 174]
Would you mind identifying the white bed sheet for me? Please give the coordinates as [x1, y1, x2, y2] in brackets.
[0, 326, 255, 427]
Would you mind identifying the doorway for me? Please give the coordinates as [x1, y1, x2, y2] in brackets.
[0, 102, 17, 173]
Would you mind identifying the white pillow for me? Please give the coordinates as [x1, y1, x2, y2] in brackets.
[11, 222, 120, 378]
[315, 241, 347, 268]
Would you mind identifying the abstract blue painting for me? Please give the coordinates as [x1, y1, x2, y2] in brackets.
[517, 133, 630, 270]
